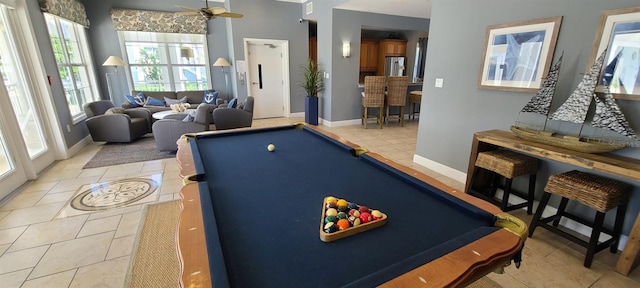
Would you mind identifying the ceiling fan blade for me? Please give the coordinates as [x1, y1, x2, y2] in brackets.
[175, 5, 200, 12]
[208, 7, 227, 14]
[217, 12, 243, 18]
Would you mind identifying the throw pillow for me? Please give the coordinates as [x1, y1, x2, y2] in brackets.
[104, 107, 125, 115]
[124, 93, 146, 107]
[144, 97, 165, 107]
[227, 98, 237, 108]
[202, 90, 219, 104]
[165, 96, 187, 106]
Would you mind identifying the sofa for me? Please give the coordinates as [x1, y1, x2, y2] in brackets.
[151, 97, 254, 151]
[122, 90, 226, 114]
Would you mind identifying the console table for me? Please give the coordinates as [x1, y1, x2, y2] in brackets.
[465, 130, 640, 275]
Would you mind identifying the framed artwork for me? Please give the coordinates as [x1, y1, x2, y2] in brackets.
[478, 16, 562, 92]
[590, 6, 640, 100]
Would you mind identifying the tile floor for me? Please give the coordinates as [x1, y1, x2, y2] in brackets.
[0, 117, 639, 287]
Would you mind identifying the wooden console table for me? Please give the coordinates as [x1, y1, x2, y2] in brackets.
[465, 130, 640, 275]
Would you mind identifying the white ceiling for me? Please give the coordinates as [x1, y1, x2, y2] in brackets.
[276, 0, 431, 19]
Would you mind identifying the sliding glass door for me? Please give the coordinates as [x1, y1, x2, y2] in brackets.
[0, 1, 55, 197]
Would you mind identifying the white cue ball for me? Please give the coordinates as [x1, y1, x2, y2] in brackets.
[267, 144, 275, 152]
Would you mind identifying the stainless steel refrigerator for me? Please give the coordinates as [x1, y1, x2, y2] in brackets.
[384, 56, 406, 77]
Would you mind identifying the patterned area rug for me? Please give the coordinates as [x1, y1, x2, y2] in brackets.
[83, 136, 175, 169]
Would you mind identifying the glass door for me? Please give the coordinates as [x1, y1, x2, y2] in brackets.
[0, 2, 55, 197]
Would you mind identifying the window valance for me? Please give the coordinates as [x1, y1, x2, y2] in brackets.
[38, 0, 89, 27]
[110, 8, 207, 34]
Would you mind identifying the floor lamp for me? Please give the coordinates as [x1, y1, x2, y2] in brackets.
[102, 56, 127, 103]
[213, 57, 231, 100]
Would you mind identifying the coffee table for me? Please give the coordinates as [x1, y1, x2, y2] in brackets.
[152, 109, 196, 120]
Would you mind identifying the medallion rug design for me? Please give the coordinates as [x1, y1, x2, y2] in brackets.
[56, 178, 160, 218]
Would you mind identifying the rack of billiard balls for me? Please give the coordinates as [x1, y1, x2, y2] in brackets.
[319, 196, 387, 242]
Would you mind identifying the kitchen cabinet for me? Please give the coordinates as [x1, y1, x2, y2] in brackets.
[359, 40, 379, 72]
[379, 39, 407, 57]
[309, 36, 317, 63]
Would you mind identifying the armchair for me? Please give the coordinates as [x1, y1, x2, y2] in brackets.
[84, 100, 151, 143]
[213, 96, 254, 130]
[152, 103, 216, 151]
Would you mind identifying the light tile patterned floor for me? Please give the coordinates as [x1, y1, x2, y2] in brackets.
[0, 117, 638, 287]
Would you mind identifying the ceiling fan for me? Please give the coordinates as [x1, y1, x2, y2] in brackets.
[176, 1, 243, 20]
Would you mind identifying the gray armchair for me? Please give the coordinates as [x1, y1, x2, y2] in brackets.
[84, 100, 151, 143]
[213, 96, 254, 130]
[152, 103, 216, 151]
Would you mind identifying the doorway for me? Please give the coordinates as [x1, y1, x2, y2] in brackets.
[0, 2, 56, 197]
[244, 39, 290, 119]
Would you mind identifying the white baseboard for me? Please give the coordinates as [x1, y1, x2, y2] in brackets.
[412, 154, 467, 184]
[411, 154, 629, 251]
[289, 112, 305, 118]
[61, 135, 92, 160]
[320, 118, 361, 127]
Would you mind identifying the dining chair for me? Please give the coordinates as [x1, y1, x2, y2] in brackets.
[361, 76, 386, 129]
[385, 76, 409, 127]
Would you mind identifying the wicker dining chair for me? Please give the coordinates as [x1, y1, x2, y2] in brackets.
[385, 76, 409, 126]
[361, 76, 386, 129]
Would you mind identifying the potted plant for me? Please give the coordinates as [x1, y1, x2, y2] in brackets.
[300, 59, 323, 125]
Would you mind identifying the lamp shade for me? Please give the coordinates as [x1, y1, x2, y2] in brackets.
[102, 56, 126, 67]
[180, 47, 194, 58]
[342, 42, 351, 58]
[213, 57, 231, 67]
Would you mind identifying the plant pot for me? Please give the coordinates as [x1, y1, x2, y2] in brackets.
[305, 96, 318, 125]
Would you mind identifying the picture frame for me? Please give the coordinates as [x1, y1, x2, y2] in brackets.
[589, 6, 640, 101]
[478, 16, 562, 92]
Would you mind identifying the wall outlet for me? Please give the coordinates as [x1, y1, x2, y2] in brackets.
[66, 124, 71, 132]
[435, 78, 444, 88]
[324, 72, 330, 79]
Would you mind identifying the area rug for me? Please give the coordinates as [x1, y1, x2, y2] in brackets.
[83, 136, 175, 169]
[125, 200, 181, 288]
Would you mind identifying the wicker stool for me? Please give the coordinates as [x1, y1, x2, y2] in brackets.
[529, 170, 632, 268]
[409, 91, 422, 120]
[468, 149, 539, 214]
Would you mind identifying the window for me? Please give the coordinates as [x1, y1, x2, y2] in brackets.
[44, 14, 99, 122]
[119, 31, 210, 91]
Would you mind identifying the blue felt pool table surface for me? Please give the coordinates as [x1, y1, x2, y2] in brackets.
[176, 124, 524, 288]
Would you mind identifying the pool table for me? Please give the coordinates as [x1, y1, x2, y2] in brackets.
[176, 124, 526, 288]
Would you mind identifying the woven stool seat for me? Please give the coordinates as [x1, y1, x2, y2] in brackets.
[409, 91, 422, 120]
[475, 150, 539, 179]
[545, 170, 632, 213]
[468, 149, 539, 214]
[530, 170, 632, 268]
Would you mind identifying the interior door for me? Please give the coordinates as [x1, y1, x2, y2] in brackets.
[248, 43, 285, 119]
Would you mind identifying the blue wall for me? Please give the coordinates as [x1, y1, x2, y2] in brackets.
[420, 0, 640, 234]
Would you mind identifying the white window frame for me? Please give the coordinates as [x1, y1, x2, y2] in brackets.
[118, 31, 211, 92]
[44, 13, 99, 123]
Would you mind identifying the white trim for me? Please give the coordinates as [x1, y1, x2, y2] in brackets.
[319, 118, 361, 127]
[290, 112, 305, 118]
[412, 154, 467, 184]
[60, 135, 92, 160]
